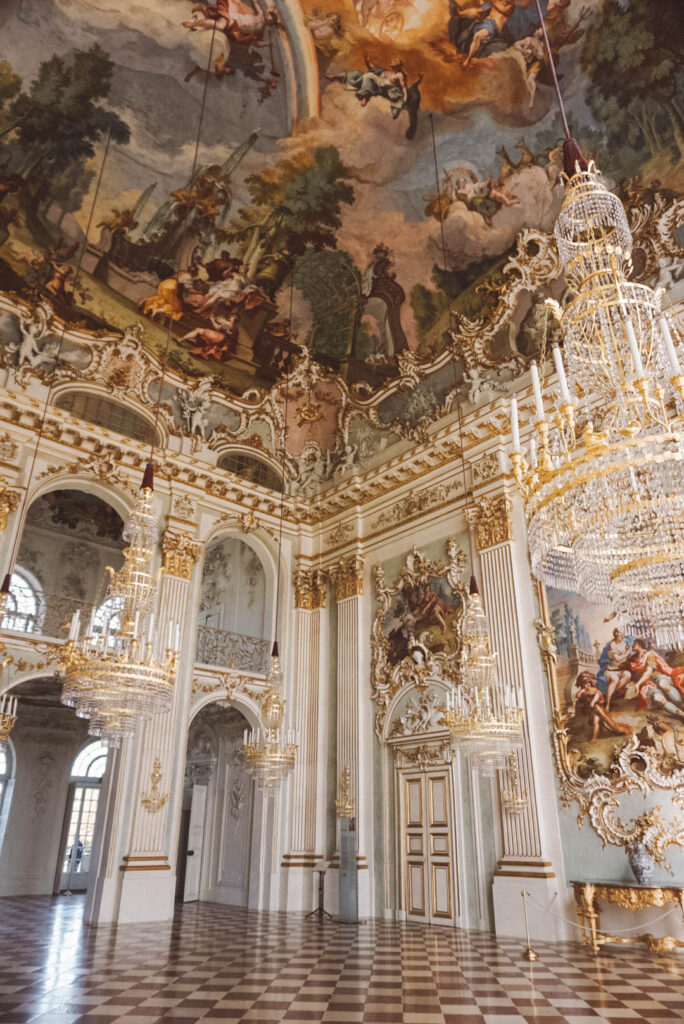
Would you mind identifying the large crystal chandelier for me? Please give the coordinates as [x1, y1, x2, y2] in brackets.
[243, 643, 297, 789]
[58, 468, 179, 747]
[444, 579, 523, 773]
[509, 2, 684, 648]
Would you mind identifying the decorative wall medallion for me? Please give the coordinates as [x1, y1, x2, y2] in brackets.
[389, 690, 446, 737]
[328, 521, 354, 546]
[173, 495, 195, 520]
[472, 452, 501, 485]
[536, 582, 684, 861]
[371, 539, 466, 736]
[141, 758, 169, 813]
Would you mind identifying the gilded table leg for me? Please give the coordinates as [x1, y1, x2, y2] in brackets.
[583, 884, 601, 955]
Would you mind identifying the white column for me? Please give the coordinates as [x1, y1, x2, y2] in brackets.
[470, 493, 570, 941]
[86, 528, 202, 924]
[328, 556, 372, 916]
[281, 569, 328, 910]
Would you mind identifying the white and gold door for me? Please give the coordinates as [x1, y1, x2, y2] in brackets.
[400, 768, 455, 925]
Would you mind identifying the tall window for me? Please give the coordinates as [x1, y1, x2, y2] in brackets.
[1, 570, 42, 633]
[55, 391, 160, 446]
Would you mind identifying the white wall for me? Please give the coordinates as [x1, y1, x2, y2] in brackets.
[0, 702, 88, 896]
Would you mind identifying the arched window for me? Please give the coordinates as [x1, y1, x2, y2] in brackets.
[71, 740, 108, 781]
[1, 569, 43, 633]
[217, 451, 283, 492]
[55, 391, 161, 446]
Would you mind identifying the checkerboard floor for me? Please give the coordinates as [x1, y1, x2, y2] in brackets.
[0, 896, 681, 1024]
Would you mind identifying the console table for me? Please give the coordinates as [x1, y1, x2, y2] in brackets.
[571, 880, 684, 955]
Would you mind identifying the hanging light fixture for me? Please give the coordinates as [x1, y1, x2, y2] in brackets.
[243, 646, 297, 788]
[444, 577, 523, 773]
[426, 117, 523, 769]
[242, 280, 297, 790]
[509, 0, 684, 648]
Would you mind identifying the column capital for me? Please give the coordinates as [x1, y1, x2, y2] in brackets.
[466, 494, 513, 551]
[293, 568, 328, 610]
[161, 529, 203, 580]
[330, 555, 364, 600]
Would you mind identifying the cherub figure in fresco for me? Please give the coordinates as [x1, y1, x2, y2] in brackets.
[574, 671, 633, 743]
[325, 57, 422, 139]
[183, 0, 280, 95]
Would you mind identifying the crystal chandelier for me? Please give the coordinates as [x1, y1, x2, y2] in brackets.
[444, 579, 523, 773]
[58, 467, 179, 747]
[243, 644, 297, 788]
[509, 3, 684, 648]
[106, 475, 161, 625]
[0, 691, 17, 745]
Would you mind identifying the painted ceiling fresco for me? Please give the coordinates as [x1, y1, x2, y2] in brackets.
[0, 0, 682, 468]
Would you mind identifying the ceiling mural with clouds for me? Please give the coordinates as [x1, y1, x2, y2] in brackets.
[0, 0, 682, 475]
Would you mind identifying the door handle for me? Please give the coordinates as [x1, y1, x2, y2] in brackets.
[187, 850, 194, 856]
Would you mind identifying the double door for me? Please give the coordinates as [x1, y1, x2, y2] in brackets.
[59, 784, 101, 892]
[400, 767, 455, 925]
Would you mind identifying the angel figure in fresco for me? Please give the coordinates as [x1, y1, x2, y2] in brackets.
[183, 0, 280, 96]
[326, 57, 422, 139]
[574, 671, 633, 743]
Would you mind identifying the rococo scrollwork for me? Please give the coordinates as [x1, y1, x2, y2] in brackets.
[371, 539, 467, 737]
[535, 583, 684, 863]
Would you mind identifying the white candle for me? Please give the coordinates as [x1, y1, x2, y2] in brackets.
[552, 344, 571, 404]
[68, 611, 78, 641]
[0, 694, 5, 714]
[175, 624, 181, 650]
[11, 696, 16, 717]
[529, 437, 537, 468]
[659, 315, 681, 375]
[147, 613, 155, 645]
[243, 728, 248, 745]
[625, 319, 645, 377]
[530, 362, 545, 420]
[510, 397, 521, 452]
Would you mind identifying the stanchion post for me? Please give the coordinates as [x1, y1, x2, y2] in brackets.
[521, 890, 539, 961]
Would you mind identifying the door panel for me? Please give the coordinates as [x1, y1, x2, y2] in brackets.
[59, 784, 101, 892]
[183, 783, 208, 902]
[400, 765, 455, 926]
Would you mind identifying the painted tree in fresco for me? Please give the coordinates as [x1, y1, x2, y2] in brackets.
[581, 0, 684, 168]
[224, 146, 354, 290]
[0, 61, 21, 136]
[0, 46, 129, 229]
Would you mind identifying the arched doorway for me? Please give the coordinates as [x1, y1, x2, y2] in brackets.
[178, 703, 256, 906]
[0, 487, 126, 899]
[58, 740, 109, 893]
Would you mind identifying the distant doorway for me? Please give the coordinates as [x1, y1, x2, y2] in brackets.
[58, 741, 108, 893]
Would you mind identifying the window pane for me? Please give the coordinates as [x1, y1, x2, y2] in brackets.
[2, 571, 40, 633]
[55, 392, 160, 446]
[217, 452, 282, 492]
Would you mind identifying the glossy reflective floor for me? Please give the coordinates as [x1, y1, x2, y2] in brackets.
[0, 897, 681, 1024]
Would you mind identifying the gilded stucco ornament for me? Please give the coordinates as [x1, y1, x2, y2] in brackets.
[140, 758, 169, 813]
[293, 568, 328, 610]
[466, 494, 513, 551]
[535, 583, 684, 860]
[330, 555, 364, 600]
[0, 476, 21, 531]
[161, 530, 202, 580]
[371, 540, 466, 737]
